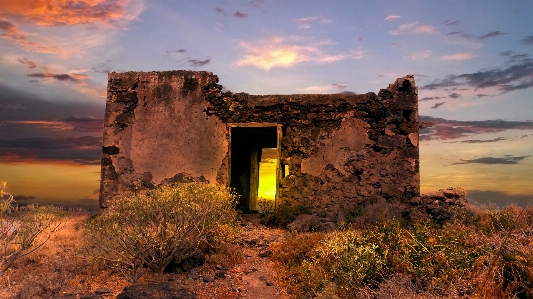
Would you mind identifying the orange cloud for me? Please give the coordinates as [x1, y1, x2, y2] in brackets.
[236, 37, 364, 70]
[0, 0, 140, 26]
[0, 19, 64, 53]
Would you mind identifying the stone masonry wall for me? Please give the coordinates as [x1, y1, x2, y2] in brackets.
[101, 70, 419, 221]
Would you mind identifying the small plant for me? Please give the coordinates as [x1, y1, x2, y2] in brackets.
[85, 182, 239, 283]
[1, 182, 65, 277]
[260, 200, 310, 227]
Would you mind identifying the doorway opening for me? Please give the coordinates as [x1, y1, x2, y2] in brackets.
[229, 125, 281, 212]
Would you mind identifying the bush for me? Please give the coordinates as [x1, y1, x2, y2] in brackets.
[260, 200, 310, 227]
[85, 183, 239, 283]
[1, 182, 65, 277]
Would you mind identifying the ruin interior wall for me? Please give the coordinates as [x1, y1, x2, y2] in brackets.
[101, 70, 419, 221]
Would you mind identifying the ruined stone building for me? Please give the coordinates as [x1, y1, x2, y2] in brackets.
[100, 70, 419, 221]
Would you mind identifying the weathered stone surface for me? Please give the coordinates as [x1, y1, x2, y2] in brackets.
[100, 71, 420, 220]
[116, 282, 196, 299]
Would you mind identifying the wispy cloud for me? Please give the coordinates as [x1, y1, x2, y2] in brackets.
[448, 92, 461, 98]
[431, 102, 445, 109]
[234, 11, 248, 18]
[294, 16, 333, 29]
[443, 20, 459, 26]
[28, 73, 80, 83]
[440, 52, 477, 61]
[4, 116, 103, 132]
[214, 7, 249, 18]
[298, 83, 347, 93]
[521, 36, 533, 46]
[235, 36, 364, 70]
[410, 50, 431, 60]
[452, 155, 530, 165]
[188, 59, 211, 67]
[166, 49, 186, 55]
[446, 137, 507, 144]
[17, 57, 37, 68]
[479, 30, 506, 39]
[421, 60, 533, 93]
[419, 116, 533, 141]
[419, 96, 446, 102]
[389, 22, 435, 35]
[0, 136, 102, 165]
[384, 15, 401, 21]
[0, 19, 65, 53]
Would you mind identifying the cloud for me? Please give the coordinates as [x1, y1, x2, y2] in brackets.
[4, 116, 103, 132]
[431, 102, 445, 109]
[234, 11, 248, 18]
[0, 0, 143, 26]
[448, 93, 461, 98]
[444, 20, 459, 26]
[166, 49, 186, 55]
[17, 57, 37, 68]
[384, 15, 401, 21]
[452, 155, 530, 165]
[419, 116, 533, 141]
[522, 36, 533, 46]
[0, 103, 25, 110]
[421, 60, 533, 93]
[476, 94, 490, 98]
[188, 59, 211, 67]
[294, 16, 333, 29]
[298, 83, 347, 93]
[389, 22, 435, 35]
[440, 53, 477, 61]
[419, 96, 445, 102]
[410, 50, 431, 60]
[0, 19, 64, 53]
[467, 190, 533, 208]
[235, 36, 364, 70]
[28, 72, 79, 83]
[0, 136, 101, 164]
[479, 30, 506, 39]
[460, 137, 507, 143]
[445, 137, 507, 144]
[214, 7, 248, 18]
[0, 136, 102, 165]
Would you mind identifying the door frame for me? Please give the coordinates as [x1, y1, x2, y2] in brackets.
[228, 122, 282, 211]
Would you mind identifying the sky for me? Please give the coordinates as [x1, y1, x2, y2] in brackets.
[0, 0, 532, 210]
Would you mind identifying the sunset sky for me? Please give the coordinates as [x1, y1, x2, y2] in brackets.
[0, 0, 532, 210]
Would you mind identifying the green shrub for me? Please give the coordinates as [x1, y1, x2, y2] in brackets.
[85, 183, 239, 283]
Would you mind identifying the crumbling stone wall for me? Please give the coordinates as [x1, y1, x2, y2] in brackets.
[101, 70, 419, 221]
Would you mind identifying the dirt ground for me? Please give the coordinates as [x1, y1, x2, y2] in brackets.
[0, 213, 292, 299]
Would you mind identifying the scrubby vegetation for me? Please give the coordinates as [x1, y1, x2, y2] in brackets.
[2, 181, 532, 299]
[272, 204, 533, 298]
[259, 198, 310, 227]
[85, 183, 240, 283]
[1, 182, 65, 277]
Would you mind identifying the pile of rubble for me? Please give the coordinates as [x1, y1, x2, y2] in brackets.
[406, 187, 468, 222]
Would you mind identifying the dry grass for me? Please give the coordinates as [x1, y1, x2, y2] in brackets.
[272, 204, 533, 299]
[0, 212, 133, 298]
